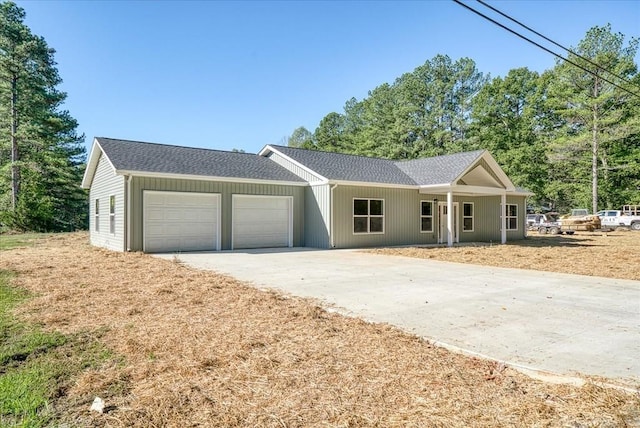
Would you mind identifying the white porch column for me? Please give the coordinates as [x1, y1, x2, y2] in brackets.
[501, 192, 507, 244]
[447, 190, 453, 247]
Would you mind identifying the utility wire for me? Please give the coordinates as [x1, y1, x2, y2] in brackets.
[476, 0, 639, 90]
[452, 0, 640, 99]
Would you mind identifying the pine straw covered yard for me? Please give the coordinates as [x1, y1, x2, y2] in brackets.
[371, 231, 640, 281]
[1, 232, 639, 427]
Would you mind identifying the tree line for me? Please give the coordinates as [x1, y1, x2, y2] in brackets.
[0, 1, 86, 232]
[288, 25, 640, 214]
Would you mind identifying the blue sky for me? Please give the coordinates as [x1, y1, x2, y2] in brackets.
[15, 0, 640, 154]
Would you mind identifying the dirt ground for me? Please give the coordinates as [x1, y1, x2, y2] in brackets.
[1, 232, 639, 427]
[372, 230, 640, 281]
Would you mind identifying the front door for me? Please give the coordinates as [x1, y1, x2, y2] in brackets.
[438, 202, 459, 244]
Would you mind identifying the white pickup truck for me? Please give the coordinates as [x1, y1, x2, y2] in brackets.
[596, 210, 640, 231]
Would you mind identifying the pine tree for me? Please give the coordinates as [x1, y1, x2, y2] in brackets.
[0, 1, 87, 231]
[547, 25, 639, 212]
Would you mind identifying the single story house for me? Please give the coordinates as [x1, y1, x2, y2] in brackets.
[81, 137, 532, 253]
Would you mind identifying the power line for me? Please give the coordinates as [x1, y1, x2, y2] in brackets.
[452, 0, 640, 99]
[476, 0, 639, 91]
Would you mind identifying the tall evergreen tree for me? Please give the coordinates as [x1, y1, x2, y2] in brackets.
[313, 112, 348, 153]
[547, 24, 639, 212]
[0, 1, 86, 231]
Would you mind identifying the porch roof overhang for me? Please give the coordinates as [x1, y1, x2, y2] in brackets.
[418, 184, 533, 197]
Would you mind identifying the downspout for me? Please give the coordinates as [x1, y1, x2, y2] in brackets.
[447, 190, 453, 247]
[126, 175, 132, 251]
[330, 183, 338, 248]
[501, 192, 507, 245]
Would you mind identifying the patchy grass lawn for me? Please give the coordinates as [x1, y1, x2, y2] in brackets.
[0, 233, 52, 251]
[0, 268, 114, 428]
[0, 232, 638, 427]
[372, 231, 640, 281]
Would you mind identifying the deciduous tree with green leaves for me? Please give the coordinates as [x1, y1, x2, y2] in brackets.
[0, 1, 86, 231]
[309, 55, 487, 160]
[287, 126, 314, 148]
[470, 68, 553, 207]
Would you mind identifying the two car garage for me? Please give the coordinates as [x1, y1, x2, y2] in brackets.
[143, 191, 293, 253]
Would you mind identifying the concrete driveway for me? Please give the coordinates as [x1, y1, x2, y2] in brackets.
[157, 248, 640, 387]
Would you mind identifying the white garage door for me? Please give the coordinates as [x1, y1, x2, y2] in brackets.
[144, 191, 220, 253]
[232, 195, 293, 249]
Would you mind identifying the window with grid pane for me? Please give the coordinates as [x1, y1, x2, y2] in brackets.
[505, 204, 518, 230]
[353, 198, 384, 234]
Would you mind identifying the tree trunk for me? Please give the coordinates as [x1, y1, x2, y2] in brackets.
[591, 76, 599, 214]
[11, 74, 19, 210]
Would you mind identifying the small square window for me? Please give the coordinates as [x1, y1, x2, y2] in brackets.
[370, 199, 383, 216]
[354, 199, 369, 216]
[353, 217, 368, 233]
[370, 217, 383, 233]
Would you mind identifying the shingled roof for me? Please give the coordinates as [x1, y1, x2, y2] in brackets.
[266, 145, 487, 186]
[88, 138, 306, 184]
[266, 145, 416, 185]
[83, 137, 516, 191]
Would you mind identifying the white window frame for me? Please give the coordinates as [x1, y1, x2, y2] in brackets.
[109, 195, 116, 235]
[353, 198, 384, 234]
[463, 202, 474, 232]
[94, 199, 100, 232]
[505, 203, 518, 231]
[420, 200, 433, 233]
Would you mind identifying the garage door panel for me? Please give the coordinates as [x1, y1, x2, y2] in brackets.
[233, 231, 288, 248]
[233, 196, 292, 249]
[144, 191, 220, 253]
[238, 222, 288, 236]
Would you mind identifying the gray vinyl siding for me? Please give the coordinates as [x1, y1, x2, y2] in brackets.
[457, 196, 502, 242]
[456, 195, 527, 242]
[331, 185, 440, 248]
[88, 154, 125, 251]
[304, 184, 331, 248]
[129, 177, 305, 251]
[267, 152, 323, 183]
[330, 186, 527, 248]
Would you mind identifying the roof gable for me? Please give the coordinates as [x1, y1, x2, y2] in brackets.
[458, 164, 501, 187]
[82, 138, 306, 188]
[394, 150, 485, 186]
